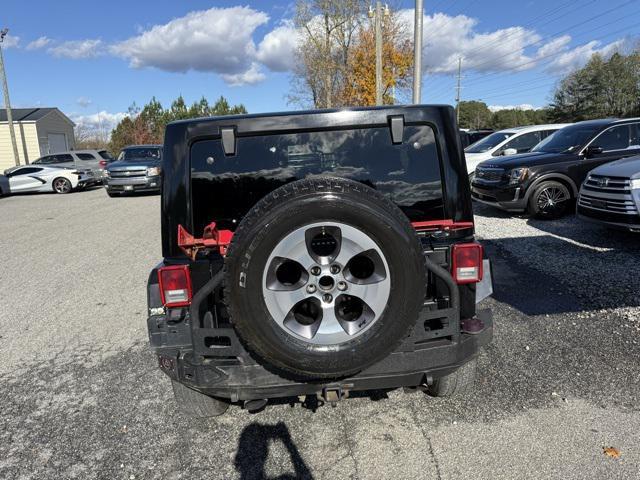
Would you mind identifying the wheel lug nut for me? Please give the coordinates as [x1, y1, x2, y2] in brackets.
[322, 293, 333, 303]
[337, 281, 347, 291]
[310, 266, 321, 276]
[330, 264, 341, 274]
[306, 284, 317, 294]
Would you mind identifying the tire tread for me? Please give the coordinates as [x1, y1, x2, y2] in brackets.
[223, 176, 427, 378]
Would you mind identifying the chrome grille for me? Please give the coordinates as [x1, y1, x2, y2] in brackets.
[578, 174, 638, 215]
[583, 174, 630, 192]
[109, 169, 146, 178]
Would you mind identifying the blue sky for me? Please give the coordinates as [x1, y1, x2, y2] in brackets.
[1, 0, 638, 131]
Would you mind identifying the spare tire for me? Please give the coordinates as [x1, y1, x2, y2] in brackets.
[224, 177, 426, 378]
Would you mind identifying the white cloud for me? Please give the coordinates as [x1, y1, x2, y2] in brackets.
[255, 20, 300, 72]
[545, 38, 631, 74]
[49, 39, 104, 59]
[1, 34, 20, 49]
[535, 35, 571, 59]
[26, 36, 50, 50]
[488, 104, 540, 112]
[76, 97, 92, 108]
[111, 6, 269, 85]
[71, 111, 127, 135]
[394, 10, 543, 74]
[221, 63, 266, 86]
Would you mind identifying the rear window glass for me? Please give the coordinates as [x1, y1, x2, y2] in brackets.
[98, 150, 115, 160]
[190, 125, 444, 233]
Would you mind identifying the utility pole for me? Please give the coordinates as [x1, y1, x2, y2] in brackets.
[455, 57, 462, 124]
[412, 0, 424, 104]
[375, 1, 383, 106]
[0, 29, 20, 166]
[391, 66, 396, 104]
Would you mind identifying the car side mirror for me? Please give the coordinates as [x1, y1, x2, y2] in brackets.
[502, 148, 518, 156]
[584, 145, 603, 157]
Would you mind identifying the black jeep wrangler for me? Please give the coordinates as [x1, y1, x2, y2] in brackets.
[147, 105, 493, 416]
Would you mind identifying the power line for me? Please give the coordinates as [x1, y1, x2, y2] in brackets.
[466, 0, 636, 74]
[462, 0, 598, 62]
[462, 21, 640, 88]
[428, 20, 632, 101]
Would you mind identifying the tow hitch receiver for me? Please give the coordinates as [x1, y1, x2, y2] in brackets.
[177, 223, 234, 259]
[319, 386, 349, 406]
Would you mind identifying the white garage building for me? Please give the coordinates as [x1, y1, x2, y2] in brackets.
[0, 108, 75, 171]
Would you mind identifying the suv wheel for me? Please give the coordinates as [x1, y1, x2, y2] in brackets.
[224, 177, 427, 379]
[171, 381, 229, 417]
[528, 180, 571, 219]
[427, 358, 477, 397]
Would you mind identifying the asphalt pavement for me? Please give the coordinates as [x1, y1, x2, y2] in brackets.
[1, 188, 639, 480]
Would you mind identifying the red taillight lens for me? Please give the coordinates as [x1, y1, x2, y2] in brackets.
[99, 160, 107, 167]
[158, 265, 192, 307]
[451, 243, 483, 284]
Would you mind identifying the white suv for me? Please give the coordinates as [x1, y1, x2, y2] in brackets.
[465, 124, 571, 176]
[32, 149, 114, 181]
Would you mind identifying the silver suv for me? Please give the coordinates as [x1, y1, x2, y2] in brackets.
[32, 149, 114, 182]
[577, 154, 640, 232]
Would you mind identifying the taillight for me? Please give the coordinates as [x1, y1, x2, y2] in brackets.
[158, 265, 192, 307]
[451, 243, 483, 284]
[99, 160, 107, 167]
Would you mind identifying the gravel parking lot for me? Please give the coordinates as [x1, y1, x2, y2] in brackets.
[1, 188, 639, 480]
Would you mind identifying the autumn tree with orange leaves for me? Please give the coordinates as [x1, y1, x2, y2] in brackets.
[289, 1, 414, 109]
[340, 11, 413, 106]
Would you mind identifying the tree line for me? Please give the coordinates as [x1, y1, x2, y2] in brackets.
[107, 96, 246, 154]
[458, 50, 640, 130]
[457, 101, 551, 130]
[75, 95, 246, 153]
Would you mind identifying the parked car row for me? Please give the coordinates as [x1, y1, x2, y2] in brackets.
[0, 144, 163, 197]
[468, 117, 640, 231]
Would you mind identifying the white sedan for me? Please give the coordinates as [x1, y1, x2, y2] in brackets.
[3, 165, 93, 194]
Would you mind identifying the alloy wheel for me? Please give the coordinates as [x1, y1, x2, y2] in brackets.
[537, 186, 567, 215]
[53, 178, 71, 194]
[262, 222, 391, 345]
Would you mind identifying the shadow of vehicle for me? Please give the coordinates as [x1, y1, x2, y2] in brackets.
[235, 422, 313, 480]
[482, 230, 639, 316]
[472, 202, 522, 219]
[527, 215, 640, 252]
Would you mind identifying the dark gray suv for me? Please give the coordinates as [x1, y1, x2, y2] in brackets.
[103, 145, 163, 197]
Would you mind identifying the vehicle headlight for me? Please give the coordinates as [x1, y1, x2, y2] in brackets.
[104, 170, 111, 178]
[146, 167, 161, 176]
[509, 167, 529, 185]
[630, 178, 640, 190]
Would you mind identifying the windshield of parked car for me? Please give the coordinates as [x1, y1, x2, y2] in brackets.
[117, 147, 161, 162]
[465, 131, 515, 153]
[532, 125, 601, 153]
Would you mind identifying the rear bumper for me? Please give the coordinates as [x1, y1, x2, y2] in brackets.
[149, 310, 493, 401]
